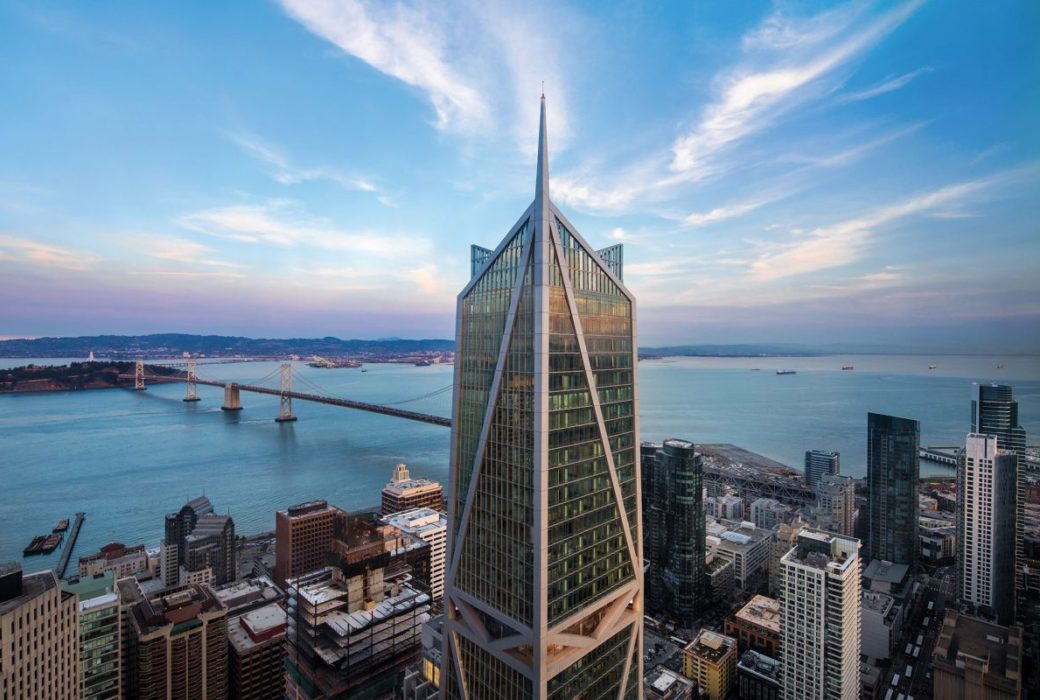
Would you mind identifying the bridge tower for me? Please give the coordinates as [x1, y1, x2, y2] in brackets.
[276, 362, 297, 422]
[183, 359, 200, 402]
[221, 382, 242, 411]
[134, 359, 145, 391]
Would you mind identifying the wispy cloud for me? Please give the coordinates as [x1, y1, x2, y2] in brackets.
[122, 234, 241, 268]
[0, 234, 101, 270]
[838, 66, 931, 102]
[679, 190, 797, 228]
[178, 201, 430, 257]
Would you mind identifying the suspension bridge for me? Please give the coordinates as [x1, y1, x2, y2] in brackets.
[123, 360, 452, 427]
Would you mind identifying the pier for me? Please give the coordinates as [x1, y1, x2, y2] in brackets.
[919, 447, 958, 466]
[55, 512, 85, 579]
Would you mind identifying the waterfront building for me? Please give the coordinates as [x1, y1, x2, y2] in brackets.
[682, 630, 738, 700]
[814, 474, 856, 537]
[958, 433, 1018, 624]
[382, 508, 447, 600]
[226, 603, 286, 700]
[442, 96, 642, 698]
[162, 495, 213, 585]
[0, 563, 79, 699]
[932, 611, 1022, 699]
[750, 498, 789, 530]
[184, 514, 236, 585]
[644, 666, 695, 700]
[382, 463, 444, 516]
[63, 573, 121, 700]
[710, 520, 771, 591]
[284, 566, 430, 698]
[724, 595, 780, 657]
[867, 412, 919, 567]
[737, 650, 780, 700]
[804, 450, 839, 492]
[645, 439, 706, 626]
[274, 499, 346, 588]
[116, 578, 228, 699]
[860, 591, 900, 660]
[778, 529, 861, 700]
[79, 542, 149, 579]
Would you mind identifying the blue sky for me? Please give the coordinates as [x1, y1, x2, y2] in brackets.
[1, 0, 1037, 350]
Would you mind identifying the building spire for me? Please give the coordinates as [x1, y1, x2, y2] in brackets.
[535, 92, 549, 214]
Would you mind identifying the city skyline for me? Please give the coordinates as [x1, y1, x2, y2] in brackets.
[1, 1, 1038, 350]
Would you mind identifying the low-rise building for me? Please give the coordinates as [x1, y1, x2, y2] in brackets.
[750, 498, 789, 530]
[724, 595, 780, 657]
[645, 666, 695, 700]
[932, 611, 1022, 700]
[683, 630, 738, 700]
[706, 555, 734, 605]
[711, 520, 772, 590]
[862, 558, 911, 611]
[860, 591, 900, 660]
[79, 542, 149, 579]
[736, 650, 780, 700]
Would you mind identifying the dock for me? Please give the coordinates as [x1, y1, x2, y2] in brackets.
[55, 512, 85, 579]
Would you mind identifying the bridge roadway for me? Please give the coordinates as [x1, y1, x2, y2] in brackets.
[143, 374, 452, 427]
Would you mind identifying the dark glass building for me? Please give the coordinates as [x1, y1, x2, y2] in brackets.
[803, 450, 839, 492]
[644, 439, 705, 627]
[972, 383, 1027, 457]
[442, 96, 642, 698]
[867, 413, 919, 567]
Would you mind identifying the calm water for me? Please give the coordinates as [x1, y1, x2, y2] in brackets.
[1, 354, 1038, 572]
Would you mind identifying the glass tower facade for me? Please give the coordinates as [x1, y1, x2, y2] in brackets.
[866, 412, 919, 567]
[442, 97, 643, 698]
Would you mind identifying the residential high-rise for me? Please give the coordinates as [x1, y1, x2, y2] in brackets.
[0, 563, 79, 700]
[804, 450, 839, 492]
[814, 474, 856, 537]
[958, 433, 1018, 624]
[63, 573, 121, 700]
[778, 529, 861, 700]
[274, 499, 346, 588]
[382, 464, 444, 516]
[867, 413, 919, 567]
[932, 610, 1022, 699]
[117, 579, 229, 700]
[645, 439, 705, 626]
[442, 96, 642, 698]
[383, 508, 447, 600]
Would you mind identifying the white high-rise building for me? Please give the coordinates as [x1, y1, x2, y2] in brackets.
[779, 529, 861, 700]
[384, 507, 448, 600]
[958, 433, 1018, 624]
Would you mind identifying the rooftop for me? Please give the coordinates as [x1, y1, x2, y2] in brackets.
[0, 569, 58, 615]
[934, 611, 1022, 685]
[382, 507, 447, 535]
[227, 603, 287, 652]
[737, 650, 780, 683]
[383, 478, 441, 494]
[861, 591, 895, 615]
[863, 559, 910, 584]
[783, 528, 858, 572]
[734, 595, 780, 634]
[645, 666, 694, 694]
[686, 630, 736, 664]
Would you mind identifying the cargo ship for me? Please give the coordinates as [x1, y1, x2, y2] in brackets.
[776, 370, 797, 375]
[53, 518, 69, 533]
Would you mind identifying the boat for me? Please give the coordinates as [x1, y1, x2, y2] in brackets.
[23, 533, 62, 556]
[414, 360, 433, 367]
[842, 365, 854, 371]
[750, 368, 760, 371]
[53, 519, 69, 533]
[928, 364, 937, 370]
[361, 369, 368, 373]
[996, 364, 1005, 369]
[776, 370, 797, 375]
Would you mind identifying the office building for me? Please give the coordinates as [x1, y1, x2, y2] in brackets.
[79, 542, 149, 579]
[725, 595, 780, 657]
[274, 499, 346, 588]
[932, 611, 1022, 700]
[804, 450, 839, 492]
[958, 433, 1018, 624]
[682, 630, 738, 700]
[0, 563, 79, 700]
[645, 666, 695, 700]
[162, 495, 213, 584]
[709, 520, 771, 591]
[645, 439, 706, 626]
[706, 555, 734, 605]
[737, 650, 780, 700]
[383, 508, 447, 600]
[64, 573, 121, 700]
[860, 591, 900, 660]
[442, 96, 642, 698]
[867, 412, 919, 567]
[284, 566, 430, 698]
[750, 498, 789, 530]
[972, 384, 1027, 457]
[778, 529, 861, 700]
[117, 578, 229, 700]
[162, 496, 236, 586]
[814, 475, 855, 537]
[227, 603, 286, 700]
[382, 464, 444, 516]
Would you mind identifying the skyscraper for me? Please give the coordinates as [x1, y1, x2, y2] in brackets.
[274, 499, 346, 588]
[644, 439, 705, 626]
[867, 413, 919, 567]
[958, 433, 1018, 624]
[804, 450, 840, 492]
[442, 96, 642, 698]
[972, 384, 1027, 457]
[778, 529, 861, 700]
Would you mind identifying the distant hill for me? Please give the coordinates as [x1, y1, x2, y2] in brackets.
[639, 343, 822, 357]
[0, 334, 455, 359]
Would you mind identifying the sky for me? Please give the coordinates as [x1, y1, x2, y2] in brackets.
[1, 0, 1038, 351]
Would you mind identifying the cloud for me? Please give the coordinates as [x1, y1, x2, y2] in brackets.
[838, 67, 932, 102]
[122, 234, 241, 268]
[0, 234, 101, 270]
[680, 190, 796, 227]
[178, 201, 430, 257]
[748, 178, 990, 281]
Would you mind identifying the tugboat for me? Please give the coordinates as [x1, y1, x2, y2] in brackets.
[928, 364, 937, 370]
[776, 369, 797, 375]
[841, 365, 854, 371]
